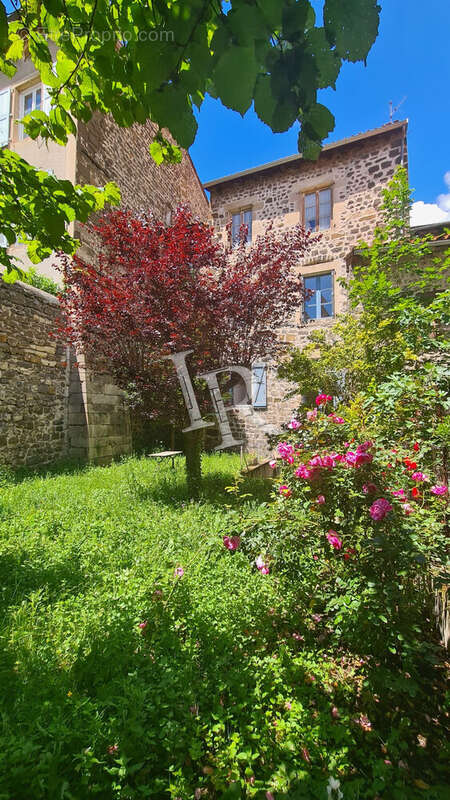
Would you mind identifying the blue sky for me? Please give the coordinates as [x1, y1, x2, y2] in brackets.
[190, 0, 450, 224]
[4, 0, 449, 222]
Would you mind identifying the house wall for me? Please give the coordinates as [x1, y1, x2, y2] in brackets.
[74, 114, 210, 263]
[0, 59, 210, 283]
[208, 124, 408, 455]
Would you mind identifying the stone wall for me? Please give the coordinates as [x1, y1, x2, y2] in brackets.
[0, 280, 132, 469]
[0, 280, 68, 466]
[208, 123, 408, 455]
[75, 114, 211, 261]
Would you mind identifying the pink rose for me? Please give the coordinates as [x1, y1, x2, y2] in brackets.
[269, 459, 277, 469]
[277, 442, 294, 460]
[330, 415, 345, 424]
[411, 471, 428, 482]
[255, 555, 270, 574]
[279, 484, 292, 498]
[315, 393, 333, 406]
[363, 482, 377, 494]
[174, 566, 184, 578]
[288, 418, 301, 430]
[326, 530, 343, 550]
[223, 535, 241, 551]
[316, 494, 326, 505]
[138, 620, 148, 633]
[391, 489, 406, 500]
[430, 484, 447, 495]
[403, 503, 414, 515]
[306, 408, 318, 421]
[369, 498, 393, 521]
[295, 464, 315, 480]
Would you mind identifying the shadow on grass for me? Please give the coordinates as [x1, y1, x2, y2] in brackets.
[1, 568, 448, 800]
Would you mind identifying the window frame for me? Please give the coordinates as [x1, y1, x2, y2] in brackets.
[231, 206, 253, 247]
[251, 363, 267, 409]
[18, 83, 48, 140]
[303, 270, 335, 321]
[302, 186, 333, 232]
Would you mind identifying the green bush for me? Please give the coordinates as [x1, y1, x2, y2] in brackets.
[21, 266, 60, 296]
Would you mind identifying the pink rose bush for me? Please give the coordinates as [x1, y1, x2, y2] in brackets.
[239, 397, 448, 608]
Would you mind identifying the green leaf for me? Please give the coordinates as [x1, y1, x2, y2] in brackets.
[254, 75, 299, 133]
[297, 130, 321, 161]
[305, 28, 341, 89]
[103, 182, 121, 205]
[228, 5, 270, 44]
[303, 102, 335, 140]
[282, 1, 312, 39]
[213, 45, 258, 115]
[149, 86, 197, 149]
[0, 3, 8, 53]
[257, 0, 283, 29]
[324, 0, 381, 62]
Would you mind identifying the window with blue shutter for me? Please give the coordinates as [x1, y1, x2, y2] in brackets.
[252, 364, 267, 408]
[304, 272, 334, 320]
[0, 88, 11, 147]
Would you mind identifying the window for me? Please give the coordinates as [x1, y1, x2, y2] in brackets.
[19, 84, 51, 139]
[304, 272, 334, 320]
[252, 363, 267, 408]
[303, 187, 332, 231]
[231, 208, 252, 247]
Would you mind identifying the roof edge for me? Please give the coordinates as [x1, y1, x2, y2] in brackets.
[204, 120, 408, 189]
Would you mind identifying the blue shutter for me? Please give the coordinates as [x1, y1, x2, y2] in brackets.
[0, 89, 11, 147]
[252, 364, 267, 408]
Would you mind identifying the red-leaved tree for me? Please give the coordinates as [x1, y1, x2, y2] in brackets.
[59, 207, 314, 493]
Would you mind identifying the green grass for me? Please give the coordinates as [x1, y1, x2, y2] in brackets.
[0, 456, 448, 799]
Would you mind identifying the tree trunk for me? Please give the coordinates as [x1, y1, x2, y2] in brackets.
[183, 428, 204, 498]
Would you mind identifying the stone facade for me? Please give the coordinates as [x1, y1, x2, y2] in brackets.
[74, 114, 210, 263]
[0, 279, 132, 468]
[205, 122, 408, 455]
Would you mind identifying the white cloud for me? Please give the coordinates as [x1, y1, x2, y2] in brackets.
[410, 170, 450, 227]
[437, 170, 450, 213]
[410, 201, 450, 226]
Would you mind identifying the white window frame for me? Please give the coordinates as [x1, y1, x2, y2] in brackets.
[231, 207, 252, 247]
[304, 271, 335, 321]
[19, 84, 47, 139]
[0, 88, 11, 147]
[252, 363, 267, 408]
[303, 187, 333, 232]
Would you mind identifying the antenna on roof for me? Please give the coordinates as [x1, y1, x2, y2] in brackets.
[389, 97, 407, 122]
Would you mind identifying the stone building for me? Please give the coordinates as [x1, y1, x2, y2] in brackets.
[0, 54, 209, 467]
[205, 121, 409, 455]
[0, 54, 210, 283]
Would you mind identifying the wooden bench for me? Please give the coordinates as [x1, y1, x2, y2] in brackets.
[147, 450, 183, 469]
[241, 458, 278, 479]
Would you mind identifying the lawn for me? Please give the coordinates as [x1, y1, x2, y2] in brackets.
[0, 455, 448, 799]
